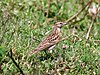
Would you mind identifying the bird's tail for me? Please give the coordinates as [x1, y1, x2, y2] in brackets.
[29, 49, 40, 56]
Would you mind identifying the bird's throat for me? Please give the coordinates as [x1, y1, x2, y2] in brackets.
[55, 27, 61, 32]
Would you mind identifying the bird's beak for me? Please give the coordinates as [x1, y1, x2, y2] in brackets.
[63, 22, 67, 25]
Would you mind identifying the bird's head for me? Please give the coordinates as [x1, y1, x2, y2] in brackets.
[54, 22, 67, 28]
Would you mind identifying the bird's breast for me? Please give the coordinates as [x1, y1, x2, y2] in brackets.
[52, 28, 62, 42]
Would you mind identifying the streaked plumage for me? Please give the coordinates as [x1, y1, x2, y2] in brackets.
[30, 22, 66, 55]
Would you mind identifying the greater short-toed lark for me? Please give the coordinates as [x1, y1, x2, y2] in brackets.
[30, 22, 66, 55]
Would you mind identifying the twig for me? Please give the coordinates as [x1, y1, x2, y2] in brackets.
[8, 49, 25, 75]
[57, 0, 65, 15]
[94, 40, 100, 42]
[46, 0, 51, 17]
[65, 0, 93, 24]
[70, 0, 92, 25]
[86, 15, 96, 40]
[0, 26, 16, 65]
[69, 11, 88, 25]
[89, 40, 100, 43]
[86, 4, 100, 40]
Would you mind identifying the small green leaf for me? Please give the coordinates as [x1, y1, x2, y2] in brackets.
[0, 46, 6, 61]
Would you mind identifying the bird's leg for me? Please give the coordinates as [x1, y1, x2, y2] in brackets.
[46, 50, 55, 59]
[48, 45, 56, 59]
[43, 50, 51, 60]
[44, 50, 48, 56]
[50, 51, 55, 59]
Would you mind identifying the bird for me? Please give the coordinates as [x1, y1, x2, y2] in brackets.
[30, 22, 67, 55]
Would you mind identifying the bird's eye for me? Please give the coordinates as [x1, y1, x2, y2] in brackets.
[60, 22, 63, 24]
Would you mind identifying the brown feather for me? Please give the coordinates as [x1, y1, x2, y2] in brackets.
[30, 22, 66, 55]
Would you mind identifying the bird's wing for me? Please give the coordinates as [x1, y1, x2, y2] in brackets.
[30, 41, 55, 55]
[36, 33, 61, 51]
[46, 31, 62, 44]
[30, 29, 62, 54]
[36, 40, 55, 51]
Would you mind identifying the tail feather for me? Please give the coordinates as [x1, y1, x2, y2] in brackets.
[32, 49, 39, 54]
[29, 49, 40, 56]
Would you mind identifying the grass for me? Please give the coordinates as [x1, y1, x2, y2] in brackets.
[0, 0, 100, 75]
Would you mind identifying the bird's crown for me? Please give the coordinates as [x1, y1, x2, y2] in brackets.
[54, 22, 66, 28]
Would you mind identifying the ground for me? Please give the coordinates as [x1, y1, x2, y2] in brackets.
[0, 0, 100, 75]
